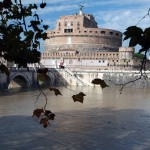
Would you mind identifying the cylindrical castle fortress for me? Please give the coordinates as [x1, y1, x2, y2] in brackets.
[45, 11, 122, 53]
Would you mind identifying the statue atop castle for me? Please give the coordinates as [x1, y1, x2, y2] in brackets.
[78, 5, 84, 15]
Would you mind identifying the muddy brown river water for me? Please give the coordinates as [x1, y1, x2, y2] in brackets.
[0, 86, 150, 150]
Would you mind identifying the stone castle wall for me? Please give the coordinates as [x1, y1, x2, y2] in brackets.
[45, 28, 122, 52]
[41, 47, 142, 71]
[45, 13, 122, 53]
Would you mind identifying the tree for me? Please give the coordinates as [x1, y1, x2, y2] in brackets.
[0, 0, 48, 72]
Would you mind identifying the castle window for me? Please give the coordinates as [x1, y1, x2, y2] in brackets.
[109, 32, 113, 35]
[64, 22, 67, 26]
[58, 22, 61, 26]
[95, 31, 98, 33]
[90, 31, 92, 33]
[103, 60, 105, 63]
[116, 33, 119, 36]
[77, 22, 80, 26]
[79, 31, 81, 33]
[84, 31, 87, 33]
[101, 31, 106, 34]
[64, 29, 73, 33]
[99, 60, 101, 63]
[71, 21, 73, 26]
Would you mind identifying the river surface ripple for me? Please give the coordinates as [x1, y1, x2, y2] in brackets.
[0, 86, 150, 150]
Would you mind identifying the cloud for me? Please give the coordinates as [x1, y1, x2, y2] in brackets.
[95, 9, 150, 32]
[20, 0, 150, 50]
[22, 0, 81, 5]
[38, 4, 78, 15]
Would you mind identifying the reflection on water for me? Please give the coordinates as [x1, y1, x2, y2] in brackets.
[0, 86, 150, 115]
[0, 86, 150, 150]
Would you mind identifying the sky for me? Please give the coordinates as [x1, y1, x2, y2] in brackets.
[22, 0, 150, 52]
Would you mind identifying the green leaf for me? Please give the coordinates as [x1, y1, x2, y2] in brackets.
[124, 26, 143, 41]
[43, 25, 49, 30]
[129, 37, 138, 47]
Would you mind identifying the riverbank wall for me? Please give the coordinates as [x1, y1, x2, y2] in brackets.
[60, 70, 150, 88]
[1, 69, 150, 90]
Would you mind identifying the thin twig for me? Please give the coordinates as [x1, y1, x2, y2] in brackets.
[136, 8, 150, 26]
[19, 0, 27, 32]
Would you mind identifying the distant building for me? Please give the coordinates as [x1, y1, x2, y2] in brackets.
[41, 8, 142, 71]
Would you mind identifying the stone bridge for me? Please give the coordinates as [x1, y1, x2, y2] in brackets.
[0, 68, 57, 90]
[1, 68, 150, 90]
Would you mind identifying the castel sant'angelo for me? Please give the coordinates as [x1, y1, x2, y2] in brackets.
[41, 6, 141, 70]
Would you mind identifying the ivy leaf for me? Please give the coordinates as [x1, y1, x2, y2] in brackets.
[91, 78, 109, 89]
[41, 32, 48, 40]
[72, 92, 86, 103]
[124, 26, 143, 40]
[43, 25, 49, 30]
[49, 88, 62, 96]
[33, 109, 44, 118]
[124, 26, 144, 47]
[129, 37, 139, 47]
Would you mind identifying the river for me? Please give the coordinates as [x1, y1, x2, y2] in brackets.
[0, 86, 150, 150]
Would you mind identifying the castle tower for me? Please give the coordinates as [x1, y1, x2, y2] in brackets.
[44, 8, 122, 53]
[119, 47, 134, 60]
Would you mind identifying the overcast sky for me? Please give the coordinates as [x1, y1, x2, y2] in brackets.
[23, 0, 150, 51]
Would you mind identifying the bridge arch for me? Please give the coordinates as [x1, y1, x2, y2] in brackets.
[8, 73, 31, 89]
[41, 72, 55, 86]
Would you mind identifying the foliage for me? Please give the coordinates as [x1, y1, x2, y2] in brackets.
[33, 108, 55, 128]
[134, 53, 145, 60]
[35, 74, 108, 127]
[0, 0, 48, 70]
[124, 26, 150, 54]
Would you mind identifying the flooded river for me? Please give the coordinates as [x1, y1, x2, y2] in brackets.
[0, 86, 150, 150]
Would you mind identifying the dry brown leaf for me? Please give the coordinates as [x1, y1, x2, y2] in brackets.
[44, 110, 52, 116]
[47, 113, 55, 120]
[91, 78, 109, 89]
[49, 88, 62, 96]
[33, 109, 44, 118]
[72, 92, 86, 103]
[40, 118, 49, 128]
